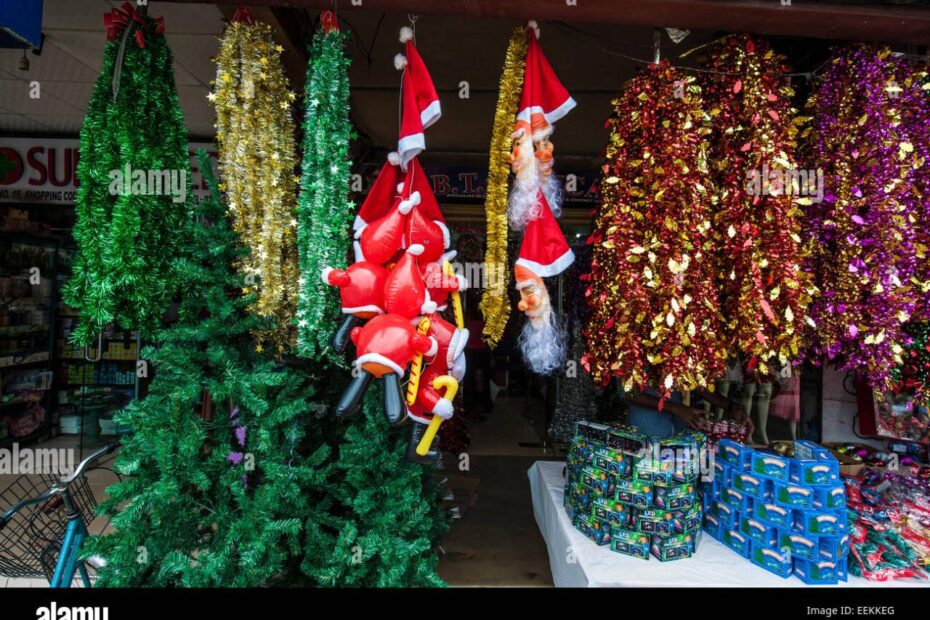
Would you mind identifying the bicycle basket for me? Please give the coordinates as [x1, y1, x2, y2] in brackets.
[0, 472, 98, 579]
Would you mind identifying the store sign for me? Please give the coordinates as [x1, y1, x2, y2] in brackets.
[357, 163, 600, 205]
[0, 137, 218, 205]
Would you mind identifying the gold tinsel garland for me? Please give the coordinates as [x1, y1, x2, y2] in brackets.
[479, 27, 527, 347]
[210, 19, 299, 350]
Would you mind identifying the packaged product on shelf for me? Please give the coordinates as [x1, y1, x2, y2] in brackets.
[704, 512, 723, 539]
[721, 486, 754, 513]
[753, 501, 792, 529]
[616, 477, 653, 509]
[606, 424, 648, 456]
[819, 534, 850, 562]
[730, 470, 770, 498]
[714, 500, 739, 529]
[650, 531, 697, 561]
[778, 530, 820, 562]
[751, 451, 793, 482]
[790, 458, 840, 487]
[740, 515, 778, 546]
[794, 439, 835, 462]
[591, 496, 632, 528]
[793, 509, 847, 536]
[718, 438, 754, 469]
[593, 445, 633, 476]
[773, 481, 815, 509]
[793, 557, 848, 585]
[673, 505, 703, 533]
[722, 528, 751, 557]
[580, 464, 616, 496]
[635, 508, 676, 536]
[812, 484, 847, 511]
[653, 482, 697, 510]
[750, 542, 793, 578]
[573, 512, 612, 545]
[575, 420, 613, 445]
[610, 527, 650, 559]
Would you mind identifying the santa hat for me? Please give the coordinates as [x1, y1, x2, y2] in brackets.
[395, 27, 441, 169]
[424, 312, 470, 369]
[401, 158, 449, 249]
[321, 262, 388, 318]
[351, 314, 436, 377]
[514, 21, 576, 142]
[383, 245, 438, 319]
[515, 192, 575, 279]
[355, 202, 408, 265]
[354, 154, 403, 231]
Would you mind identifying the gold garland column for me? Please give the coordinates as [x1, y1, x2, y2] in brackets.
[479, 28, 527, 347]
[210, 11, 299, 350]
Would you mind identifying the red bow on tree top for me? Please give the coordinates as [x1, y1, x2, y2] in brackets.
[103, 2, 165, 48]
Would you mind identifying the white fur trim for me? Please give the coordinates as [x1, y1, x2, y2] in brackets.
[394, 53, 407, 71]
[433, 398, 454, 420]
[398, 198, 415, 215]
[408, 243, 425, 256]
[435, 304, 448, 311]
[407, 410, 432, 425]
[442, 250, 457, 262]
[353, 225, 365, 240]
[321, 266, 334, 285]
[398, 133, 425, 170]
[342, 304, 384, 316]
[388, 152, 401, 166]
[456, 274, 468, 291]
[420, 99, 442, 130]
[425, 336, 439, 358]
[352, 215, 367, 231]
[396, 182, 405, 194]
[421, 300, 438, 314]
[514, 97, 578, 128]
[526, 20, 540, 39]
[515, 248, 575, 279]
[353, 240, 365, 263]
[355, 352, 404, 376]
[399, 26, 414, 43]
[435, 220, 450, 249]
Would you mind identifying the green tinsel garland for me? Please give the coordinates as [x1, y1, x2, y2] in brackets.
[295, 25, 354, 361]
[63, 13, 191, 346]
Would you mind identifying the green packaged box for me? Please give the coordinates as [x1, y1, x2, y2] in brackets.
[580, 465, 616, 497]
[635, 507, 676, 536]
[610, 527, 650, 559]
[573, 512, 611, 545]
[654, 482, 697, 510]
[591, 496, 632, 528]
[606, 424, 648, 456]
[616, 477, 653, 509]
[650, 531, 696, 561]
[593, 446, 633, 476]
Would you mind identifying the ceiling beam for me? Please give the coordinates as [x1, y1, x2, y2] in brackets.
[157, 0, 930, 46]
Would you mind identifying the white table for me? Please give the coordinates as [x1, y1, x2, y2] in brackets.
[529, 460, 929, 588]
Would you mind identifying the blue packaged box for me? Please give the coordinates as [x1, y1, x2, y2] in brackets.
[794, 509, 846, 536]
[580, 465, 616, 496]
[754, 501, 792, 529]
[778, 530, 820, 561]
[616, 477, 653, 509]
[793, 440, 835, 462]
[573, 512, 612, 545]
[654, 482, 697, 511]
[636, 508, 676, 536]
[731, 470, 770, 498]
[721, 486, 754, 513]
[591, 496, 632, 528]
[740, 515, 778, 547]
[750, 542, 793, 578]
[593, 446, 633, 476]
[713, 459, 729, 486]
[813, 484, 846, 511]
[773, 482, 815, 510]
[722, 528, 751, 557]
[751, 451, 794, 482]
[790, 459, 840, 487]
[704, 512, 723, 539]
[718, 439, 753, 469]
[714, 500, 739, 529]
[793, 557, 845, 585]
[610, 527, 650, 559]
[819, 534, 850, 562]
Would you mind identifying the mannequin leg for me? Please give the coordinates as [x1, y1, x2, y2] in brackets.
[754, 382, 773, 445]
[741, 382, 757, 432]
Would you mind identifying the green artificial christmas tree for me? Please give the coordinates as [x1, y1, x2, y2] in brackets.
[64, 6, 191, 345]
[86, 152, 332, 587]
[295, 19, 355, 361]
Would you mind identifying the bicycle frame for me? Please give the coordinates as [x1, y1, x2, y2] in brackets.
[50, 514, 91, 588]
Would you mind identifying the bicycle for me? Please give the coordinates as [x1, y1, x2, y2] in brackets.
[0, 442, 119, 587]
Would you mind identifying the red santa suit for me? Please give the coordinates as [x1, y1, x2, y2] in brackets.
[350, 314, 436, 379]
[407, 313, 469, 424]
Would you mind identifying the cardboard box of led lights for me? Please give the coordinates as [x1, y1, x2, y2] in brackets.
[564, 420, 706, 561]
[701, 438, 849, 584]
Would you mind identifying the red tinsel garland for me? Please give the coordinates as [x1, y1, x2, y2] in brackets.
[583, 61, 727, 402]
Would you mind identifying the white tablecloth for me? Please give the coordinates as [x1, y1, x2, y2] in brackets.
[529, 460, 929, 588]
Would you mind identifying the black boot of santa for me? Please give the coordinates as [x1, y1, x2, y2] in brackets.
[406, 420, 441, 466]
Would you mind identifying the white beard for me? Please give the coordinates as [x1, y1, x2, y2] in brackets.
[519, 293, 567, 375]
[508, 135, 541, 230]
